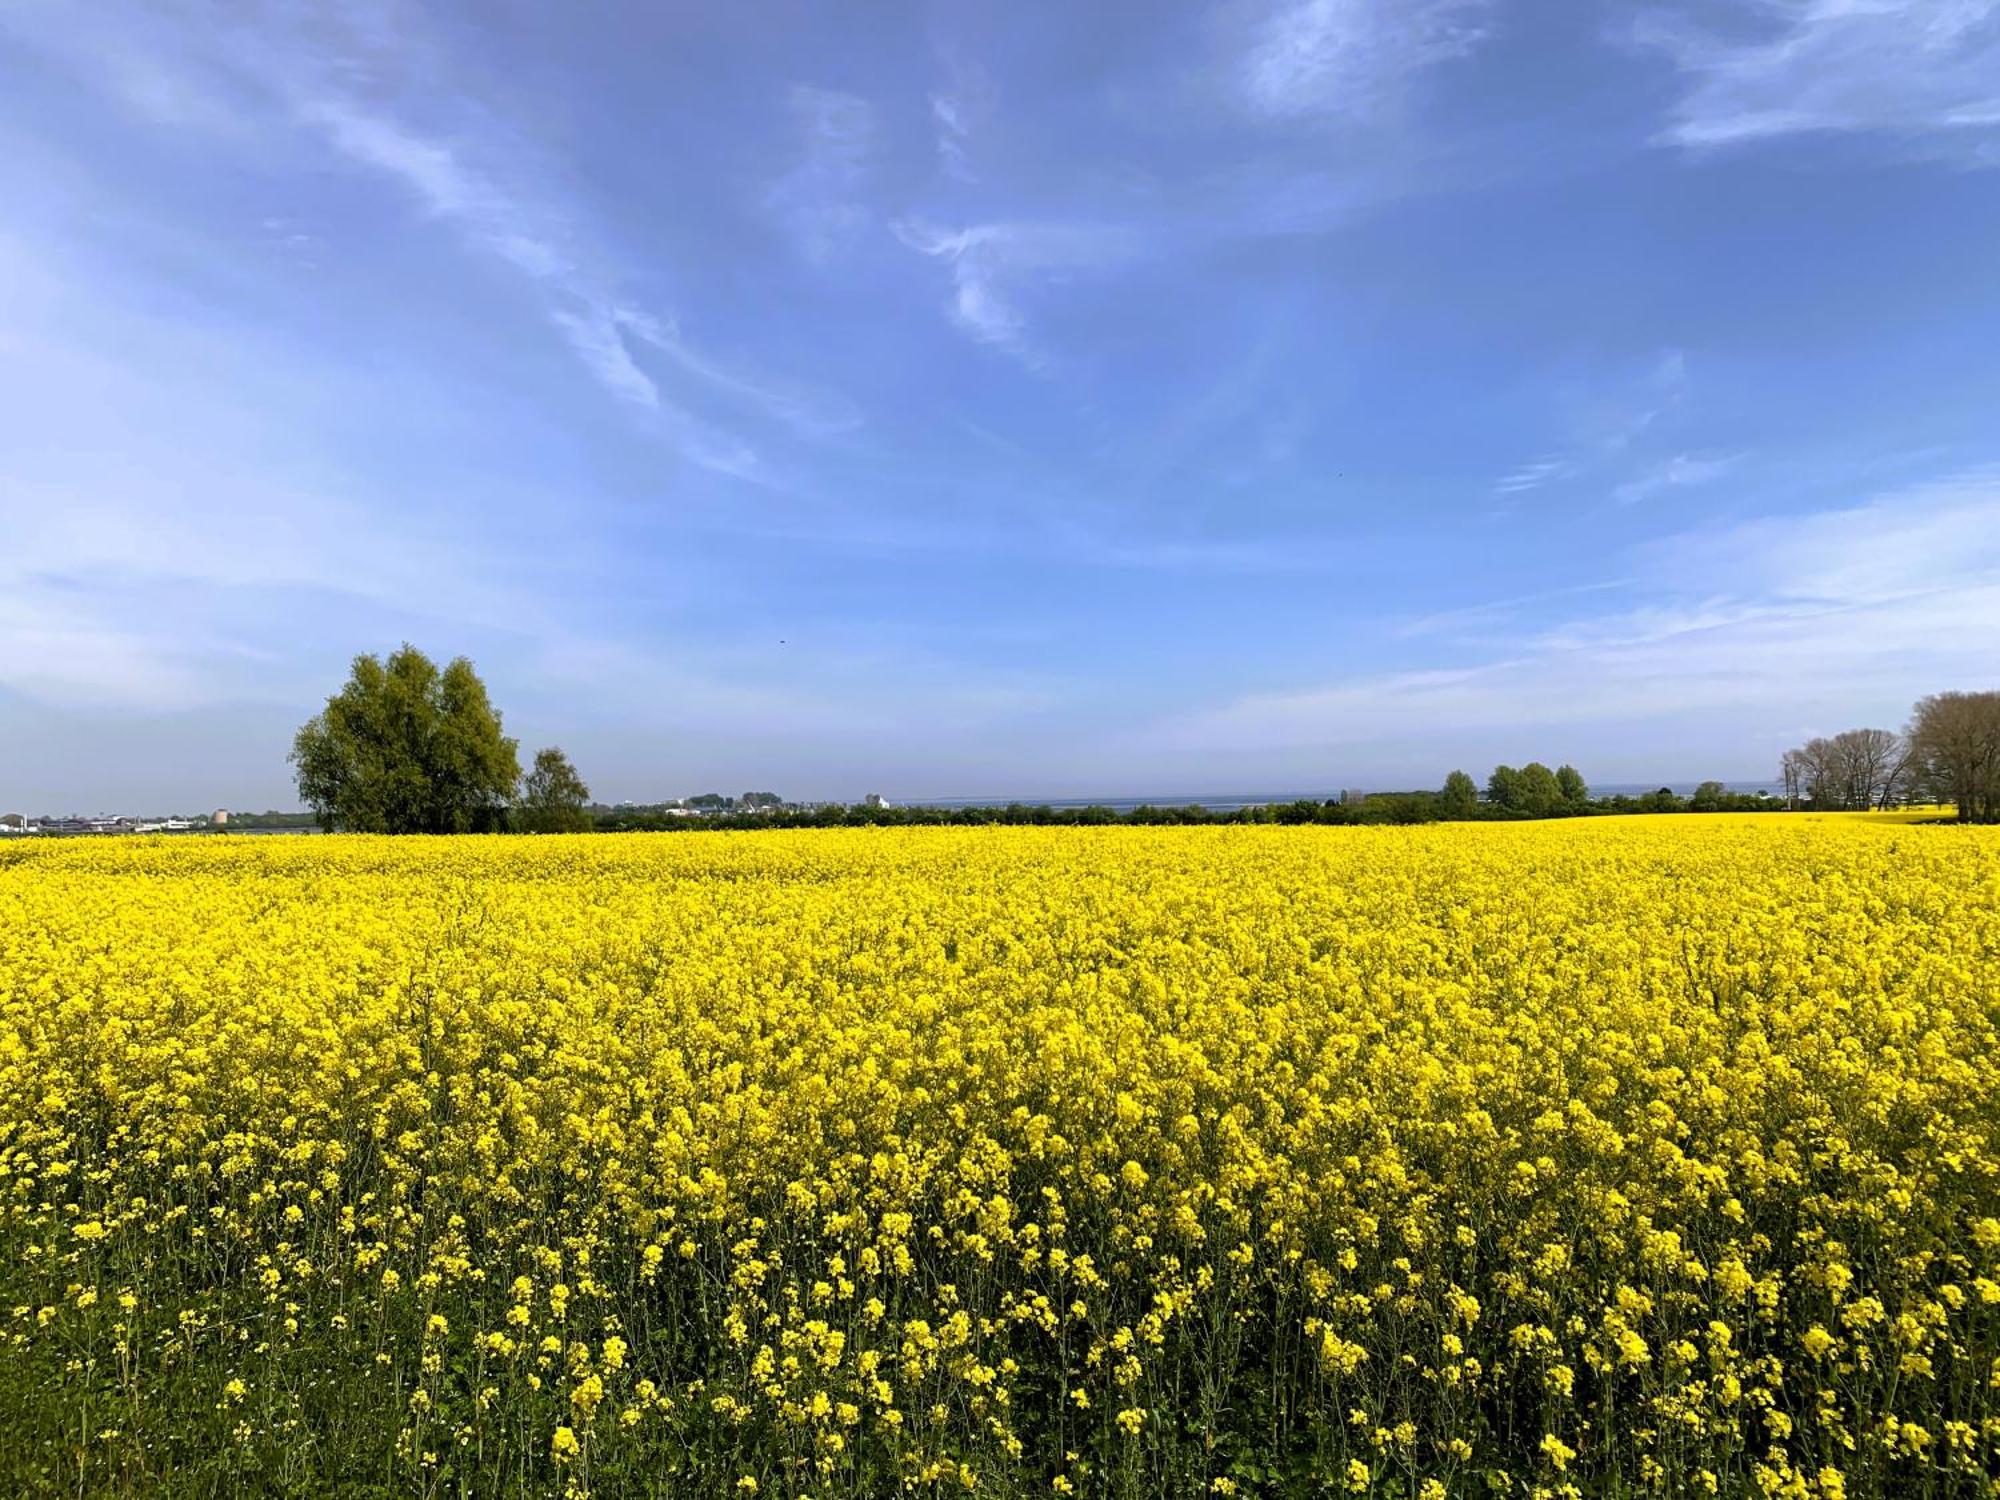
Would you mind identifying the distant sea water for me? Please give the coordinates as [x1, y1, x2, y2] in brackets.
[908, 781, 1784, 813]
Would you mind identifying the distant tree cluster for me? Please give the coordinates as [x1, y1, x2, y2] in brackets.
[1778, 728, 1909, 812]
[1483, 762, 1589, 815]
[291, 646, 592, 834]
[1780, 691, 2000, 822]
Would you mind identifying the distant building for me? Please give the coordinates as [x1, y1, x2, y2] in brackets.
[862, 792, 890, 810]
[211, 809, 229, 827]
[1339, 788, 1369, 807]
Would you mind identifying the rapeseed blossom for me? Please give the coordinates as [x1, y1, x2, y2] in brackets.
[1, 818, 1996, 1495]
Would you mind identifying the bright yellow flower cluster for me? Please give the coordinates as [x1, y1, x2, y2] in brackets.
[2, 818, 1997, 1496]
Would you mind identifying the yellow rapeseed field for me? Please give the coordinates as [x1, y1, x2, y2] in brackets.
[2, 819, 1997, 1498]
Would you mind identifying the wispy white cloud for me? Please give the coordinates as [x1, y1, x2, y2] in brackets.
[0, 1, 851, 476]
[1162, 467, 2000, 752]
[927, 50, 993, 183]
[296, 91, 789, 478]
[1237, 0, 1494, 121]
[1394, 579, 1637, 639]
[932, 92, 976, 181]
[619, 310, 862, 439]
[1493, 456, 1578, 497]
[288, 84, 797, 475]
[1492, 349, 1690, 504]
[257, 214, 323, 269]
[892, 220, 1133, 367]
[546, 306, 662, 410]
[519, 632, 1067, 745]
[764, 85, 876, 263]
[1642, 466, 2000, 602]
[0, 219, 573, 710]
[1635, 0, 2000, 157]
[0, 470, 533, 711]
[1613, 449, 1741, 506]
[883, 5, 1489, 365]
[1606, 348, 1688, 447]
[0, 224, 922, 756]
[313, 94, 860, 452]
[1089, 535, 1350, 574]
[0, 590, 220, 711]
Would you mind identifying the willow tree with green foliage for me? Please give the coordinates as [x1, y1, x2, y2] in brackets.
[291, 645, 520, 833]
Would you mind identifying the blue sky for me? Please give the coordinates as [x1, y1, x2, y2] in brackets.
[4, 0, 2000, 809]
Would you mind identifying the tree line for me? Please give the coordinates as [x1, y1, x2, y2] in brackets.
[1780, 691, 2000, 822]
[591, 779, 1781, 832]
[593, 765, 1792, 831]
[288, 646, 1997, 833]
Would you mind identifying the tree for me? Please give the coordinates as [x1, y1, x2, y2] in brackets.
[1440, 770, 1479, 817]
[1877, 737, 1916, 810]
[1555, 764, 1589, 807]
[1516, 762, 1563, 816]
[1840, 729, 1901, 810]
[291, 645, 520, 833]
[1690, 780, 1727, 812]
[1486, 765, 1523, 810]
[1779, 749, 1807, 810]
[1784, 736, 1844, 809]
[1906, 691, 2000, 823]
[1780, 727, 1911, 811]
[1801, 736, 1846, 808]
[518, 747, 594, 833]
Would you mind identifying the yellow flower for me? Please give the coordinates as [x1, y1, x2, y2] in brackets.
[6, 818, 1997, 1489]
